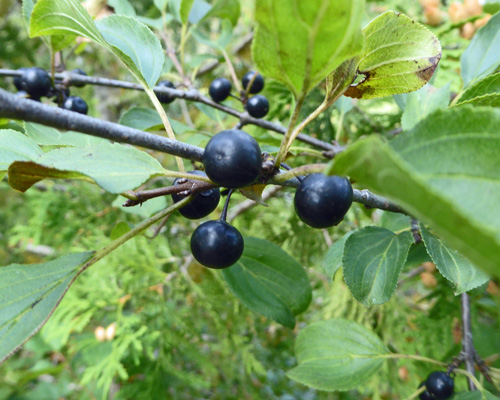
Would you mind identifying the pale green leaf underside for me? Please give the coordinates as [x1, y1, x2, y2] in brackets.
[0, 252, 94, 364]
[287, 319, 388, 391]
[253, 0, 364, 97]
[401, 83, 450, 131]
[7, 142, 166, 193]
[222, 237, 312, 329]
[0, 129, 44, 171]
[343, 227, 413, 306]
[461, 11, 500, 87]
[345, 11, 441, 99]
[328, 106, 500, 279]
[421, 225, 489, 294]
[323, 231, 354, 278]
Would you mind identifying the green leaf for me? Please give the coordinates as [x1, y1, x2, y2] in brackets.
[110, 221, 132, 240]
[0, 252, 94, 364]
[287, 319, 388, 391]
[96, 15, 165, 88]
[327, 106, 500, 279]
[22, 0, 34, 29]
[8, 143, 166, 193]
[343, 227, 413, 306]
[201, 0, 240, 26]
[421, 225, 489, 294]
[325, 57, 360, 106]
[345, 11, 441, 99]
[484, 0, 500, 14]
[0, 129, 43, 171]
[456, 93, 500, 108]
[222, 237, 312, 328]
[456, 72, 500, 104]
[180, 0, 195, 24]
[187, 0, 212, 24]
[323, 231, 354, 278]
[24, 123, 106, 146]
[401, 83, 450, 131]
[253, 0, 364, 98]
[30, 0, 106, 46]
[461, 11, 500, 87]
[118, 108, 193, 134]
[30, 0, 165, 88]
[108, 0, 136, 16]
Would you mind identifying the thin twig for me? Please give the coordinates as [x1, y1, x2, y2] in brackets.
[0, 69, 338, 153]
[461, 293, 477, 391]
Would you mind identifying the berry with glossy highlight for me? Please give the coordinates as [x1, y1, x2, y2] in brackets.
[21, 67, 52, 99]
[209, 77, 232, 102]
[156, 80, 175, 104]
[71, 68, 87, 88]
[294, 173, 353, 229]
[171, 171, 220, 219]
[242, 71, 264, 94]
[246, 95, 269, 118]
[190, 220, 244, 269]
[203, 129, 262, 189]
[62, 96, 88, 115]
[425, 371, 454, 399]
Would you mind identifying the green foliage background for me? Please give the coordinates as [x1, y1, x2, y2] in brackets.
[0, 0, 499, 399]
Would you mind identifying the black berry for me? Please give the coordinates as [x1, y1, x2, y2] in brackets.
[425, 371, 454, 399]
[156, 80, 175, 104]
[62, 96, 88, 115]
[21, 67, 52, 99]
[13, 68, 28, 90]
[171, 171, 220, 219]
[418, 382, 434, 400]
[246, 95, 269, 118]
[294, 173, 353, 229]
[190, 220, 244, 269]
[209, 77, 232, 102]
[203, 129, 262, 189]
[71, 68, 87, 88]
[242, 71, 264, 94]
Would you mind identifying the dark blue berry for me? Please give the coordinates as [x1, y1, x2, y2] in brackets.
[62, 96, 88, 115]
[425, 372, 454, 399]
[190, 220, 244, 269]
[156, 80, 175, 104]
[209, 77, 232, 102]
[419, 382, 434, 400]
[21, 67, 52, 99]
[203, 129, 262, 189]
[246, 95, 269, 118]
[13, 68, 28, 91]
[171, 171, 220, 219]
[294, 174, 353, 228]
[242, 71, 264, 94]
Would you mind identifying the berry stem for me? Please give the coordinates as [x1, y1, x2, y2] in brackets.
[222, 50, 242, 93]
[275, 95, 307, 167]
[407, 385, 427, 400]
[272, 164, 327, 183]
[220, 189, 235, 222]
[243, 70, 260, 98]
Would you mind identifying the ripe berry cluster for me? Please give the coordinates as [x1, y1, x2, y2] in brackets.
[208, 71, 270, 119]
[173, 128, 352, 270]
[419, 371, 454, 400]
[13, 67, 89, 115]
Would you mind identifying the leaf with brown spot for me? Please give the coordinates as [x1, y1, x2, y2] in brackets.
[344, 11, 441, 99]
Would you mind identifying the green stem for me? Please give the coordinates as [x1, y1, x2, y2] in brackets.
[222, 49, 242, 93]
[406, 385, 426, 400]
[271, 163, 326, 183]
[144, 86, 185, 173]
[275, 95, 306, 167]
[454, 368, 484, 392]
[78, 196, 191, 275]
[180, 23, 188, 72]
[379, 353, 446, 366]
